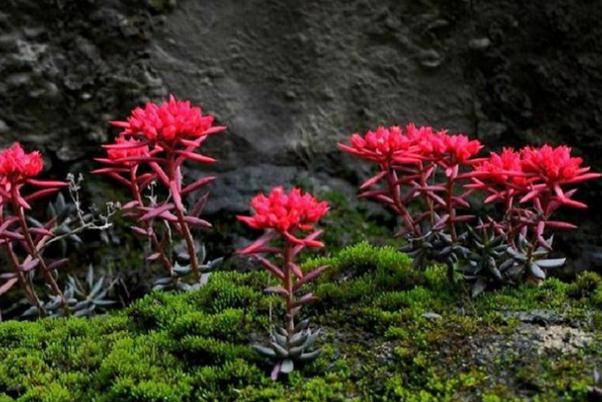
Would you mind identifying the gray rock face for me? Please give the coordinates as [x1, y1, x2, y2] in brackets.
[1, 0, 601, 267]
[0, 0, 167, 162]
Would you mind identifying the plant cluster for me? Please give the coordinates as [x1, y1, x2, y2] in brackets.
[237, 187, 329, 379]
[1, 94, 599, 384]
[0, 144, 116, 317]
[339, 124, 600, 295]
[94, 96, 225, 290]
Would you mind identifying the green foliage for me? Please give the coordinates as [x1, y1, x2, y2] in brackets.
[304, 241, 415, 283]
[0, 244, 600, 401]
[569, 271, 602, 297]
[567, 271, 602, 310]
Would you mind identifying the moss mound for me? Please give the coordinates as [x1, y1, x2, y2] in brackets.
[0, 243, 601, 401]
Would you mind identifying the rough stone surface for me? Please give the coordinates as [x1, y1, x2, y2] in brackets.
[1, 0, 602, 270]
[476, 321, 590, 359]
[500, 310, 595, 354]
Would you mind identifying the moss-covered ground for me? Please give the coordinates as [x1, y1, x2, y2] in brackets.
[0, 243, 601, 401]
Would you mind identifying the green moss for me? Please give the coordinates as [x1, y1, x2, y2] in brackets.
[304, 241, 417, 284]
[592, 286, 602, 308]
[571, 271, 602, 296]
[475, 277, 571, 311]
[569, 271, 602, 310]
[0, 243, 600, 401]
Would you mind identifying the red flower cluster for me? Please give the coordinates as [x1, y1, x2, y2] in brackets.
[111, 95, 221, 144]
[441, 133, 483, 164]
[237, 187, 329, 244]
[474, 145, 599, 208]
[337, 126, 413, 165]
[472, 148, 526, 187]
[338, 124, 483, 167]
[342, 123, 600, 288]
[521, 145, 594, 185]
[0, 143, 67, 210]
[467, 144, 601, 247]
[404, 124, 484, 163]
[0, 143, 44, 183]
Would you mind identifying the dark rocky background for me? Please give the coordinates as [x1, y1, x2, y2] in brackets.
[1, 0, 601, 273]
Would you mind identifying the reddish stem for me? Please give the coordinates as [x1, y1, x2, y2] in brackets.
[129, 167, 174, 276]
[167, 152, 200, 281]
[385, 167, 419, 236]
[283, 240, 295, 337]
[11, 187, 66, 312]
[3, 241, 45, 316]
[419, 161, 435, 225]
[445, 174, 458, 242]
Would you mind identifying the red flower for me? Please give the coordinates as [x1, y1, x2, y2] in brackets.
[237, 187, 329, 234]
[410, 127, 482, 163]
[105, 136, 150, 164]
[0, 143, 44, 182]
[441, 134, 483, 164]
[338, 126, 413, 165]
[112, 95, 223, 144]
[0, 142, 67, 210]
[339, 124, 482, 166]
[517, 145, 601, 209]
[520, 145, 589, 185]
[404, 124, 447, 159]
[474, 148, 528, 187]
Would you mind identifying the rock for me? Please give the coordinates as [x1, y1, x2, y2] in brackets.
[468, 37, 492, 50]
[418, 48, 444, 69]
[422, 312, 442, 321]
[470, 310, 596, 374]
[195, 164, 358, 215]
[523, 324, 593, 355]
[502, 309, 565, 325]
[0, 0, 601, 266]
[0, 0, 163, 158]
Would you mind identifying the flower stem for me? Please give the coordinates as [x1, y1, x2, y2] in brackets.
[445, 175, 458, 242]
[3, 242, 45, 317]
[129, 168, 174, 277]
[167, 155, 200, 281]
[11, 188, 67, 313]
[386, 168, 419, 236]
[283, 241, 295, 337]
[0, 207, 42, 313]
[419, 161, 435, 225]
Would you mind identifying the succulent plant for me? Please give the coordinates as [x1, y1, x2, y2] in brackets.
[22, 266, 116, 318]
[21, 288, 76, 318]
[152, 241, 223, 292]
[26, 193, 87, 256]
[459, 223, 511, 297]
[252, 319, 321, 380]
[67, 266, 117, 317]
[400, 215, 470, 281]
[505, 234, 565, 283]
